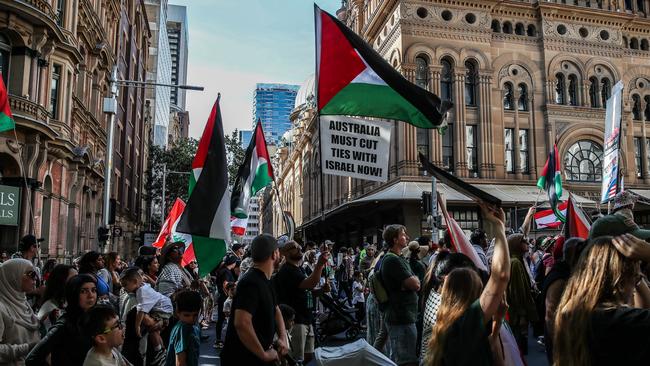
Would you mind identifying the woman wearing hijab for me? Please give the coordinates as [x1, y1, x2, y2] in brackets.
[0, 258, 41, 365]
[26, 274, 98, 366]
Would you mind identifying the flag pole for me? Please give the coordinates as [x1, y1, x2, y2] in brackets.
[12, 129, 36, 235]
[313, 5, 327, 225]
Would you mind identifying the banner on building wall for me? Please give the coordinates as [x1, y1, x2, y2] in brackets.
[319, 115, 392, 183]
[601, 81, 624, 204]
[0, 184, 20, 226]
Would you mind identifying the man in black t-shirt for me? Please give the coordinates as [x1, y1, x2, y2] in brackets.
[221, 234, 288, 365]
[273, 241, 329, 364]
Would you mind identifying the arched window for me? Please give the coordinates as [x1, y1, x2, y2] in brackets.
[515, 23, 525, 35]
[0, 34, 10, 85]
[642, 39, 649, 51]
[600, 78, 611, 107]
[503, 82, 514, 110]
[564, 140, 603, 182]
[633, 94, 642, 120]
[464, 60, 478, 106]
[491, 20, 501, 33]
[589, 77, 599, 108]
[555, 73, 566, 105]
[645, 96, 650, 121]
[415, 55, 430, 90]
[527, 25, 537, 37]
[517, 83, 528, 111]
[568, 74, 578, 106]
[503, 22, 513, 34]
[440, 58, 454, 102]
[631, 38, 639, 49]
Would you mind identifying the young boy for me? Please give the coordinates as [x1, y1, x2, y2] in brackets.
[166, 290, 202, 366]
[120, 267, 173, 351]
[83, 305, 132, 366]
[220, 282, 236, 341]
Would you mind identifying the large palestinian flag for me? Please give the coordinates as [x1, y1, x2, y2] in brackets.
[231, 121, 274, 219]
[315, 5, 452, 128]
[176, 97, 230, 276]
[0, 74, 15, 132]
[537, 143, 565, 222]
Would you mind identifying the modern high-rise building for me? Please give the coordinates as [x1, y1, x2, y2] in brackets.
[167, 5, 189, 112]
[241, 196, 260, 245]
[252, 83, 300, 144]
[145, 0, 172, 147]
[239, 130, 253, 148]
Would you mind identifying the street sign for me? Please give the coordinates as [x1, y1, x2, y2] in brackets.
[112, 226, 123, 237]
[0, 184, 21, 226]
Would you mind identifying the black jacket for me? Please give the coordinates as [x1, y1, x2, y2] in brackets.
[25, 312, 91, 366]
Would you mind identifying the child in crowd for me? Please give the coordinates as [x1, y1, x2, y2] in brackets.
[278, 304, 296, 366]
[120, 267, 173, 352]
[352, 271, 366, 322]
[220, 282, 236, 341]
[82, 305, 132, 366]
[166, 290, 202, 366]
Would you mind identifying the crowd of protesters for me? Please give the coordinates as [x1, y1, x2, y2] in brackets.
[3, 190, 650, 365]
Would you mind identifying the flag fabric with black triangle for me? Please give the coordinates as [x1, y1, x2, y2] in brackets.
[231, 120, 274, 219]
[315, 5, 452, 128]
[176, 97, 230, 276]
[0, 74, 15, 132]
[537, 143, 565, 222]
[564, 194, 591, 239]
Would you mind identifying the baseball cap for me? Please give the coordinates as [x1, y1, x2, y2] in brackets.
[250, 234, 278, 262]
[589, 214, 650, 240]
[612, 191, 637, 211]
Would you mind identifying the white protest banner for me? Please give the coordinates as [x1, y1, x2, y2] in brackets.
[601, 81, 623, 204]
[319, 115, 392, 182]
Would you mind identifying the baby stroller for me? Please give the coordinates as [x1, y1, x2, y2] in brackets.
[315, 293, 363, 343]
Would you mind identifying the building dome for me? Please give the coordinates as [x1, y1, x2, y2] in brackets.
[294, 73, 315, 109]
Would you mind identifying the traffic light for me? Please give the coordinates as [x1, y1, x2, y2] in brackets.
[421, 191, 432, 215]
[98, 226, 110, 243]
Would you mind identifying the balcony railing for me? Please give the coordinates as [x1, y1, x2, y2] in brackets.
[9, 94, 49, 123]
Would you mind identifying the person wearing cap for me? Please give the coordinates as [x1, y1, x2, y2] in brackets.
[590, 192, 650, 241]
[231, 243, 245, 260]
[273, 241, 330, 364]
[213, 254, 238, 349]
[221, 234, 289, 365]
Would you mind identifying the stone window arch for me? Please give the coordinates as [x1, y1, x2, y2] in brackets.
[555, 73, 566, 104]
[633, 94, 642, 120]
[589, 77, 599, 108]
[503, 21, 513, 34]
[554, 61, 582, 106]
[518, 83, 528, 111]
[568, 74, 578, 106]
[527, 24, 537, 37]
[564, 140, 603, 182]
[601, 78, 611, 107]
[440, 57, 454, 102]
[464, 59, 478, 107]
[642, 39, 649, 51]
[503, 82, 514, 110]
[415, 54, 430, 90]
[587, 64, 615, 108]
[631, 37, 639, 49]
[515, 23, 525, 35]
[491, 20, 501, 33]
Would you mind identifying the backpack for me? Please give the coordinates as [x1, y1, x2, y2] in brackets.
[369, 253, 395, 312]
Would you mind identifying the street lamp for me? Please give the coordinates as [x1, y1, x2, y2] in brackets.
[101, 65, 203, 251]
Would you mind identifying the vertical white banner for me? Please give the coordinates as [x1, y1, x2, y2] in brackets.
[601, 81, 624, 204]
[319, 116, 393, 182]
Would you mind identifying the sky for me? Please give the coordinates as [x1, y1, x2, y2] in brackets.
[169, 0, 341, 139]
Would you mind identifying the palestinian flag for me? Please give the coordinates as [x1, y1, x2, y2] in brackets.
[564, 194, 591, 239]
[0, 74, 15, 132]
[176, 97, 230, 276]
[231, 120, 274, 219]
[231, 216, 248, 236]
[537, 143, 565, 222]
[152, 198, 196, 266]
[534, 201, 568, 229]
[315, 5, 452, 128]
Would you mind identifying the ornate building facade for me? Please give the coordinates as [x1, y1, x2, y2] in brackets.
[265, 0, 650, 245]
[0, 0, 150, 260]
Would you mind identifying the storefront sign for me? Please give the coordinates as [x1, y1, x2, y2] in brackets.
[0, 184, 20, 226]
[320, 116, 393, 182]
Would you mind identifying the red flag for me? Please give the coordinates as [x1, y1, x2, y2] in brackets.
[153, 198, 196, 265]
[564, 194, 591, 239]
[230, 216, 247, 236]
[438, 193, 488, 272]
[534, 201, 568, 229]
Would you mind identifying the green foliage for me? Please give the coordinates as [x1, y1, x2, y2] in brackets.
[225, 129, 246, 187]
[145, 138, 198, 229]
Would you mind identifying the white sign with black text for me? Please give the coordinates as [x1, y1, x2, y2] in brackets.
[319, 115, 392, 182]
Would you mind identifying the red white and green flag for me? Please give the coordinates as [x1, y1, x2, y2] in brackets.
[176, 97, 230, 276]
[534, 201, 568, 229]
[230, 120, 274, 219]
[315, 5, 452, 128]
[152, 198, 196, 266]
[564, 194, 591, 240]
[537, 143, 565, 222]
[0, 74, 15, 132]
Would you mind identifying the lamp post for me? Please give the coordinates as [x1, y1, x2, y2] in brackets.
[100, 65, 203, 251]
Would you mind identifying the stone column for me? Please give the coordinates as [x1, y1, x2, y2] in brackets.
[478, 74, 493, 178]
[430, 67, 443, 166]
[513, 88, 522, 180]
[454, 72, 467, 177]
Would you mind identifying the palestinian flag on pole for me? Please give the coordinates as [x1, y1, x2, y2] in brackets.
[534, 201, 568, 229]
[315, 5, 452, 128]
[537, 143, 565, 222]
[231, 120, 274, 219]
[0, 74, 15, 132]
[176, 97, 230, 276]
[152, 198, 196, 266]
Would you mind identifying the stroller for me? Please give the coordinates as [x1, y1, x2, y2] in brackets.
[315, 293, 363, 343]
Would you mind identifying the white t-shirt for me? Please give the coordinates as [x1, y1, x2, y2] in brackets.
[136, 283, 173, 315]
[83, 347, 132, 366]
[352, 280, 365, 304]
